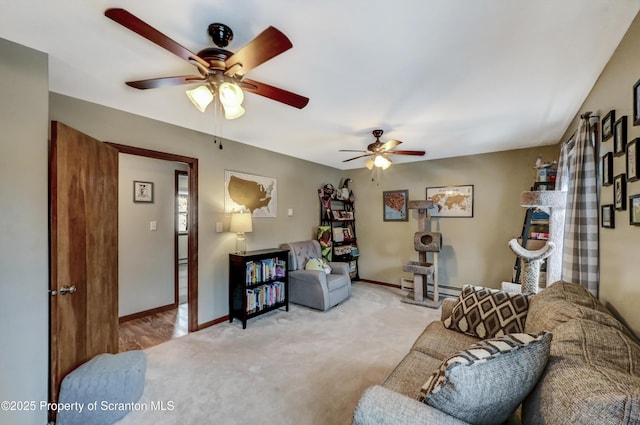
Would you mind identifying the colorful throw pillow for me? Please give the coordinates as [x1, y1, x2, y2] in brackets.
[444, 285, 530, 339]
[419, 332, 552, 425]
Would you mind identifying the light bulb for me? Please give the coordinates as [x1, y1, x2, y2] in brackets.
[186, 85, 214, 112]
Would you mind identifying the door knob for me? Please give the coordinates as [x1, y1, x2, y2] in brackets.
[59, 285, 77, 295]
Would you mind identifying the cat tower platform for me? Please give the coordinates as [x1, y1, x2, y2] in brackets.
[401, 200, 443, 308]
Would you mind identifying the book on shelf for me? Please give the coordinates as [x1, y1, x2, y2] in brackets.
[245, 257, 287, 284]
[245, 281, 285, 314]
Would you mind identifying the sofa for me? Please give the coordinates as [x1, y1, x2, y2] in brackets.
[353, 281, 640, 425]
[279, 240, 351, 311]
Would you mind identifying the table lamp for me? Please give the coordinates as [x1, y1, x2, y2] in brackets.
[229, 211, 253, 254]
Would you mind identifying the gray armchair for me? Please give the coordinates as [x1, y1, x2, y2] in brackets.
[279, 240, 352, 311]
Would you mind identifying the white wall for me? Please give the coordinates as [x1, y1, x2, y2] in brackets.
[560, 11, 640, 336]
[0, 38, 49, 424]
[118, 154, 188, 317]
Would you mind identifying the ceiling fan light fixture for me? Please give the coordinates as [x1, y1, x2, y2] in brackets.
[223, 104, 245, 120]
[219, 82, 244, 107]
[374, 154, 391, 169]
[365, 158, 375, 170]
[186, 85, 214, 112]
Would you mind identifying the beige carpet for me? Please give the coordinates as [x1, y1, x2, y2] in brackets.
[115, 282, 442, 425]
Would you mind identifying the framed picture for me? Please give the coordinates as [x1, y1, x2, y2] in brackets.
[426, 185, 474, 217]
[614, 174, 627, 211]
[383, 190, 408, 221]
[601, 204, 615, 229]
[602, 110, 615, 141]
[133, 181, 154, 203]
[627, 138, 639, 182]
[602, 152, 613, 186]
[634, 79, 640, 126]
[613, 116, 628, 156]
[630, 194, 640, 226]
[224, 170, 277, 217]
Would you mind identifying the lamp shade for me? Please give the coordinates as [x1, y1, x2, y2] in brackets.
[186, 85, 214, 112]
[229, 211, 253, 233]
[374, 154, 391, 169]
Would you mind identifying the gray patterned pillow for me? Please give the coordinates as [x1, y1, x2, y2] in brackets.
[444, 285, 530, 338]
[419, 332, 552, 425]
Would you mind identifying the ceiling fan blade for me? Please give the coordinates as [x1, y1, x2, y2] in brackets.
[342, 154, 374, 162]
[339, 149, 370, 153]
[388, 150, 426, 156]
[381, 139, 402, 151]
[105, 8, 209, 70]
[225, 26, 293, 76]
[126, 75, 206, 90]
[241, 78, 309, 109]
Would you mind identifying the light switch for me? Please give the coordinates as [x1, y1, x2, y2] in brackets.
[287, 208, 294, 217]
[216, 222, 223, 233]
[150, 221, 157, 231]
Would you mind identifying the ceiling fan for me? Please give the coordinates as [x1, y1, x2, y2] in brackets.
[340, 130, 426, 169]
[104, 8, 309, 119]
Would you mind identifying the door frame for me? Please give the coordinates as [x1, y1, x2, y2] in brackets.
[106, 142, 199, 332]
[175, 170, 188, 306]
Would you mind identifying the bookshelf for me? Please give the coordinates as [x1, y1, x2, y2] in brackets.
[228, 248, 289, 329]
[319, 198, 360, 280]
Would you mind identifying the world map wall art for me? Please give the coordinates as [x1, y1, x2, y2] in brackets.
[426, 185, 474, 217]
[225, 171, 277, 217]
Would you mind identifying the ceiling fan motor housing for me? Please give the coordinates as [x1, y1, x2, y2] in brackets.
[208, 23, 233, 48]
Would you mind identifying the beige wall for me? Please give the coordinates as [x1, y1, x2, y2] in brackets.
[560, 12, 640, 336]
[49, 93, 342, 325]
[345, 145, 559, 291]
[119, 154, 188, 317]
[0, 39, 49, 424]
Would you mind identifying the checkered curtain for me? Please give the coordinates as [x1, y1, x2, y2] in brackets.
[555, 113, 599, 296]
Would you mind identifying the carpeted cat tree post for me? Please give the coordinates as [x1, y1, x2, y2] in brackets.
[402, 200, 443, 308]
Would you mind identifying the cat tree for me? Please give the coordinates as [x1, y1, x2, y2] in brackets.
[401, 200, 443, 308]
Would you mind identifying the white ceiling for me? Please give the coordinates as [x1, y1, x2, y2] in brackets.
[1, 1, 638, 169]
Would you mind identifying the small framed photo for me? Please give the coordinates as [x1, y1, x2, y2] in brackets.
[630, 194, 640, 226]
[602, 110, 615, 141]
[601, 204, 615, 229]
[602, 152, 613, 186]
[614, 174, 627, 211]
[133, 181, 154, 203]
[634, 79, 640, 126]
[383, 190, 408, 221]
[613, 116, 628, 156]
[627, 138, 639, 182]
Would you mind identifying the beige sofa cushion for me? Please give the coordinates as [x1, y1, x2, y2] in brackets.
[412, 321, 480, 361]
[382, 350, 443, 399]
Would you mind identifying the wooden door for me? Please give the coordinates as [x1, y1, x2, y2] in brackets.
[49, 121, 119, 405]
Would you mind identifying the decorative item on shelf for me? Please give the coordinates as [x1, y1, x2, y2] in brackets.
[229, 211, 253, 254]
[317, 225, 332, 261]
[318, 184, 335, 221]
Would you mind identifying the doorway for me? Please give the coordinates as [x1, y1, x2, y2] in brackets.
[107, 142, 199, 336]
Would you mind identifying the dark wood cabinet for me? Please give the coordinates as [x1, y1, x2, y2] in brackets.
[228, 248, 289, 329]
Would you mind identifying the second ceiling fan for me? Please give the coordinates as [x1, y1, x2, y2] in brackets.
[341, 130, 426, 169]
[104, 8, 309, 119]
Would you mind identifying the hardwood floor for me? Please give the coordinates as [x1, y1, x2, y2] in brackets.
[119, 303, 188, 352]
